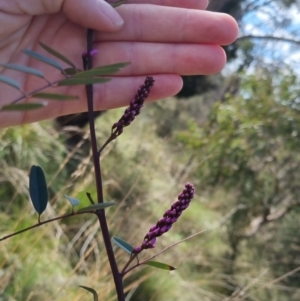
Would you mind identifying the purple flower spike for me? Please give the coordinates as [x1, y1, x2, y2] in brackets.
[111, 76, 155, 137]
[133, 183, 195, 254]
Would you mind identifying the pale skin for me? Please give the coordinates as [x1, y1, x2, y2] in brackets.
[0, 0, 239, 128]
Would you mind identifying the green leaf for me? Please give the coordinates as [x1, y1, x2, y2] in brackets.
[144, 261, 176, 271]
[29, 165, 48, 215]
[112, 236, 134, 254]
[58, 77, 110, 86]
[63, 67, 81, 76]
[1, 102, 47, 111]
[79, 286, 98, 301]
[65, 195, 80, 207]
[39, 42, 76, 68]
[31, 93, 78, 101]
[1, 63, 44, 78]
[23, 49, 63, 71]
[0, 75, 20, 90]
[110, 0, 125, 7]
[77, 202, 116, 213]
[74, 62, 130, 78]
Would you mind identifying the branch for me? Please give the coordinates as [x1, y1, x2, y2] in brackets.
[0, 211, 91, 241]
[243, 197, 298, 237]
[237, 35, 300, 46]
[122, 230, 207, 275]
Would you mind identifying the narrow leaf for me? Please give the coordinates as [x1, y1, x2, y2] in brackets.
[74, 62, 130, 78]
[29, 165, 48, 215]
[31, 93, 78, 101]
[0, 75, 20, 90]
[58, 77, 110, 86]
[110, 0, 125, 7]
[79, 286, 98, 301]
[23, 49, 63, 71]
[112, 236, 134, 254]
[65, 195, 80, 207]
[39, 42, 76, 68]
[77, 202, 116, 213]
[1, 63, 44, 78]
[144, 261, 176, 271]
[1, 102, 46, 111]
[63, 67, 81, 76]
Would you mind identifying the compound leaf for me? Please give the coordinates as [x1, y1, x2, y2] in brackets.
[23, 49, 63, 71]
[29, 165, 48, 215]
[112, 236, 134, 254]
[1, 63, 44, 78]
[39, 42, 76, 68]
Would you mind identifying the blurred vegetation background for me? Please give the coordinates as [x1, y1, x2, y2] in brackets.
[1, 0, 300, 300]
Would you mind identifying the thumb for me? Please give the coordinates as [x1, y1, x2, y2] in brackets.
[62, 0, 124, 31]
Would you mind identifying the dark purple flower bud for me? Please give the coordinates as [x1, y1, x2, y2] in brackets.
[165, 217, 172, 223]
[160, 225, 168, 234]
[149, 225, 157, 232]
[148, 237, 156, 247]
[146, 228, 160, 239]
[133, 246, 142, 253]
[164, 209, 172, 216]
[133, 183, 195, 254]
[176, 211, 182, 217]
[166, 224, 172, 232]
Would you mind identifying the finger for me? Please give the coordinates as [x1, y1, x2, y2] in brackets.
[1, 0, 124, 32]
[97, 5, 239, 46]
[62, 0, 124, 31]
[125, 0, 209, 10]
[0, 75, 182, 127]
[92, 42, 226, 76]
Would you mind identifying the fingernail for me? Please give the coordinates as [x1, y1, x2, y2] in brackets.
[102, 2, 124, 27]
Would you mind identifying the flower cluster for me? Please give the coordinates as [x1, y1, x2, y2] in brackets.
[111, 76, 154, 136]
[133, 183, 195, 254]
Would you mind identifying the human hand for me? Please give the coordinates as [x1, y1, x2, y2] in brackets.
[0, 0, 238, 127]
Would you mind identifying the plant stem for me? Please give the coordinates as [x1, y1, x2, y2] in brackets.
[121, 254, 138, 274]
[0, 211, 84, 241]
[84, 28, 125, 301]
[10, 78, 64, 105]
[122, 230, 207, 276]
[98, 133, 117, 155]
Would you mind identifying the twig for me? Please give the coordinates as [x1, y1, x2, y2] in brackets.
[237, 35, 300, 46]
[0, 211, 91, 241]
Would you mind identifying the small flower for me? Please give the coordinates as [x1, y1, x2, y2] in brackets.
[111, 76, 155, 137]
[82, 49, 99, 58]
[133, 183, 195, 254]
